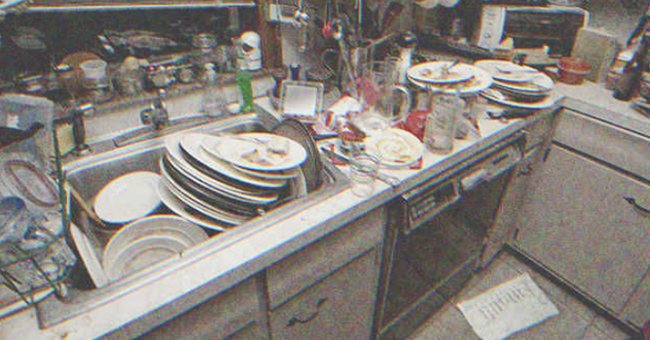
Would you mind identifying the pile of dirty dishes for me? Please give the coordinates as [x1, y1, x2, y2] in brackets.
[406, 60, 493, 96]
[158, 132, 308, 231]
[474, 60, 556, 109]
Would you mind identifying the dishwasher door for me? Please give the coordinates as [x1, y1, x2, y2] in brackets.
[378, 138, 523, 339]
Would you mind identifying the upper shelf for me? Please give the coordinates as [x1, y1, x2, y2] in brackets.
[27, 0, 254, 12]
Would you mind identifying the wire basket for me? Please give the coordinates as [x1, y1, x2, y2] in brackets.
[0, 212, 75, 304]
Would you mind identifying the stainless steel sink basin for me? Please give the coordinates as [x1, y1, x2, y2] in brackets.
[37, 112, 348, 326]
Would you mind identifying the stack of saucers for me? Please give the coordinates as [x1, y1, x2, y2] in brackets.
[158, 132, 307, 231]
[475, 60, 556, 109]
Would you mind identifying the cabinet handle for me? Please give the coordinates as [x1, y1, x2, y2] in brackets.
[286, 297, 328, 327]
[624, 196, 650, 217]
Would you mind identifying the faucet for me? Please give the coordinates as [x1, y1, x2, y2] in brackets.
[68, 102, 95, 155]
[140, 89, 169, 130]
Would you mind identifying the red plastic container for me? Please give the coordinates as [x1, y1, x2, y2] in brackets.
[558, 57, 592, 85]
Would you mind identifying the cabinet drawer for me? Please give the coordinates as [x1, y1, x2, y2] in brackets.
[141, 277, 261, 339]
[554, 109, 650, 180]
[266, 208, 385, 309]
[269, 248, 380, 340]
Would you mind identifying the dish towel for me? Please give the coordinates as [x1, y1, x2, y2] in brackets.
[456, 273, 559, 340]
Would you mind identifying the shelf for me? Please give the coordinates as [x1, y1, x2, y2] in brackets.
[27, 0, 254, 12]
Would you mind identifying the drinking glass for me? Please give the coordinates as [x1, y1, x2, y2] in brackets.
[350, 153, 379, 197]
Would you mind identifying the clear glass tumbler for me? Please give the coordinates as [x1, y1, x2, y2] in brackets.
[349, 153, 379, 197]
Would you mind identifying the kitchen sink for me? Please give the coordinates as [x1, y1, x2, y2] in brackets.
[36, 112, 348, 326]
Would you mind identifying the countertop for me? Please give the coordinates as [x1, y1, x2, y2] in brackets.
[0, 81, 648, 339]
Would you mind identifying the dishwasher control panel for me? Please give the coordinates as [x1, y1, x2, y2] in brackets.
[400, 137, 524, 234]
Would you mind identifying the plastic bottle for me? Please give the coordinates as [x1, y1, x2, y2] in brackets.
[201, 63, 226, 116]
[236, 66, 254, 113]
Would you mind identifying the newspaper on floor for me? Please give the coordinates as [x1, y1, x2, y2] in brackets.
[456, 273, 559, 340]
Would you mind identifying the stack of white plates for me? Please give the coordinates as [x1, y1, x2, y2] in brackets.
[407, 60, 493, 96]
[475, 60, 556, 109]
[159, 132, 308, 231]
[102, 215, 208, 282]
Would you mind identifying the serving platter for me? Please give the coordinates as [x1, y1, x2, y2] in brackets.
[202, 133, 307, 172]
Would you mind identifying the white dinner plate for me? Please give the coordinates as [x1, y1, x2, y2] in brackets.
[407, 61, 475, 84]
[160, 171, 250, 225]
[104, 234, 187, 282]
[103, 214, 208, 280]
[230, 164, 302, 180]
[157, 181, 229, 231]
[492, 73, 554, 94]
[481, 88, 560, 109]
[202, 133, 307, 172]
[70, 223, 109, 288]
[408, 66, 493, 96]
[364, 129, 424, 168]
[162, 156, 279, 205]
[170, 134, 287, 189]
[474, 60, 540, 83]
[94, 171, 161, 224]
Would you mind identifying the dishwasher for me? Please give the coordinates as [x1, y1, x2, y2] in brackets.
[376, 134, 525, 339]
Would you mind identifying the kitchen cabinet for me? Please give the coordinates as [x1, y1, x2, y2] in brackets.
[621, 269, 650, 329]
[515, 144, 650, 314]
[137, 276, 267, 339]
[266, 208, 385, 340]
[269, 248, 381, 340]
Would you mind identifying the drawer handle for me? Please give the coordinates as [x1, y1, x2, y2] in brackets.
[624, 196, 650, 217]
[286, 297, 328, 327]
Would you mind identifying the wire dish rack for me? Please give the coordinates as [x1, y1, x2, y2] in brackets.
[0, 94, 75, 310]
[0, 221, 75, 305]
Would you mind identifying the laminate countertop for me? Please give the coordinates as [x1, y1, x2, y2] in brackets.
[0, 81, 645, 339]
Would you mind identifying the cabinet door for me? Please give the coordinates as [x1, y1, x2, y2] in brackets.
[269, 248, 380, 340]
[140, 277, 265, 339]
[515, 145, 650, 313]
[621, 269, 650, 329]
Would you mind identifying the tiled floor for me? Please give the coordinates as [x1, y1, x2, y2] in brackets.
[408, 251, 632, 340]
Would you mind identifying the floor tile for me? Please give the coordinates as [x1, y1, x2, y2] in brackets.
[585, 316, 631, 340]
[500, 253, 596, 324]
[409, 252, 612, 340]
[451, 258, 522, 304]
[407, 303, 479, 340]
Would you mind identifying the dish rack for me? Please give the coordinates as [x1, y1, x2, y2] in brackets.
[0, 225, 74, 304]
[0, 94, 75, 308]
